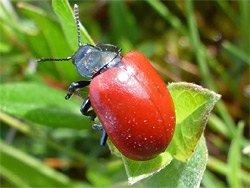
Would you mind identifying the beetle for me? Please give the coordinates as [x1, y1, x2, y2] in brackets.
[38, 4, 176, 161]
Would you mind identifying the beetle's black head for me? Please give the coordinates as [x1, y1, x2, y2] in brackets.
[72, 44, 119, 78]
[37, 4, 122, 79]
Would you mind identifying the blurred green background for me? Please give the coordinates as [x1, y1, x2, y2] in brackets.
[0, 0, 249, 187]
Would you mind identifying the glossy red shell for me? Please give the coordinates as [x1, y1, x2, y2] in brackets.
[89, 51, 176, 161]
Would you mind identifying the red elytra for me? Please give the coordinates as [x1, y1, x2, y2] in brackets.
[89, 51, 176, 161]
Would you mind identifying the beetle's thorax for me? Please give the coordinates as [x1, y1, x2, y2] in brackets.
[96, 54, 123, 77]
[72, 44, 121, 79]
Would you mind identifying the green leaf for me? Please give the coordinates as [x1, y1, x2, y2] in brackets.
[52, 0, 95, 50]
[166, 82, 221, 161]
[109, 1, 138, 50]
[26, 29, 52, 64]
[18, 3, 79, 82]
[122, 151, 173, 185]
[114, 82, 220, 185]
[0, 82, 90, 129]
[143, 136, 208, 188]
[0, 139, 85, 187]
[18, 3, 71, 58]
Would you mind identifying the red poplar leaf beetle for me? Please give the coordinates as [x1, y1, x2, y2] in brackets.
[38, 4, 176, 161]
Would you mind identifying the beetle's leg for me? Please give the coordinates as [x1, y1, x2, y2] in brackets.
[92, 124, 103, 130]
[80, 97, 96, 121]
[92, 124, 108, 146]
[65, 81, 90, 100]
[100, 129, 108, 146]
[81, 98, 108, 145]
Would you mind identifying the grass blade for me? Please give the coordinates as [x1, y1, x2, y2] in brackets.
[0, 139, 76, 187]
[202, 170, 226, 188]
[215, 0, 238, 24]
[222, 41, 250, 66]
[146, 0, 187, 36]
[227, 121, 245, 188]
[185, 0, 236, 137]
[0, 111, 97, 166]
[239, 0, 250, 55]
[185, 0, 215, 91]
[207, 156, 250, 185]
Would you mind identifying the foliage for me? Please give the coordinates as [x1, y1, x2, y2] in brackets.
[0, 0, 249, 187]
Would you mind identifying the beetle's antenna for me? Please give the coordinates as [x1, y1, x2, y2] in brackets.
[37, 57, 72, 62]
[74, 4, 82, 47]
